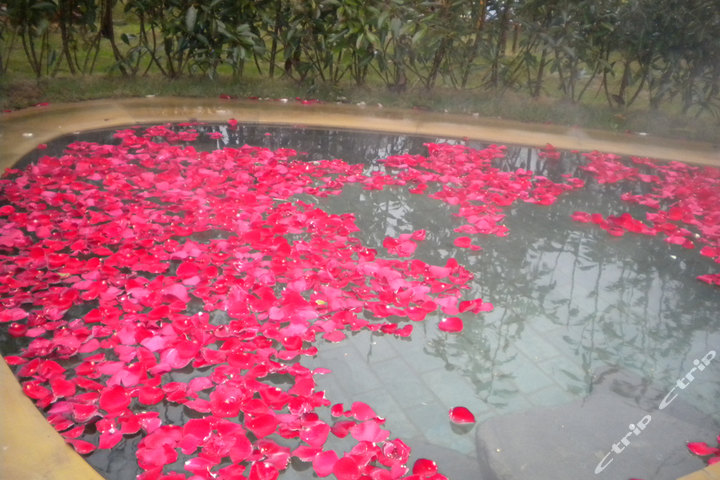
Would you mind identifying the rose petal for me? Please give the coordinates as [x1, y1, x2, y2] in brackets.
[313, 450, 339, 477]
[413, 458, 439, 476]
[449, 406, 475, 424]
[438, 317, 463, 333]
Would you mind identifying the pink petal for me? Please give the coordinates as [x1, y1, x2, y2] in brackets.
[301, 422, 331, 447]
[50, 377, 76, 398]
[570, 211, 591, 223]
[313, 450, 339, 477]
[162, 283, 189, 303]
[333, 456, 360, 480]
[249, 461, 279, 480]
[411, 229, 427, 241]
[99, 430, 124, 449]
[438, 317, 463, 333]
[350, 401, 377, 421]
[137, 386, 165, 405]
[184, 456, 217, 475]
[453, 237, 472, 248]
[324, 330, 346, 342]
[350, 419, 390, 443]
[69, 439, 96, 454]
[0, 307, 28, 323]
[209, 384, 244, 417]
[688, 442, 720, 456]
[229, 433, 253, 463]
[293, 445, 321, 462]
[331, 403, 345, 417]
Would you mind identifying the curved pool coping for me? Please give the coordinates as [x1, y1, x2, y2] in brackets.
[0, 97, 719, 480]
[1, 97, 719, 169]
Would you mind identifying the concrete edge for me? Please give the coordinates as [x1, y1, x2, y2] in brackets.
[0, 356, 104, 480]
[1, 97, 718, 169]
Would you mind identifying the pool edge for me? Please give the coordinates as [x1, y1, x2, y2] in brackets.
[1, 97, 719, 170]
[0, 356, 104, 480]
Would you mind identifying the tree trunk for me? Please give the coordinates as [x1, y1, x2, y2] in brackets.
[461, 0, 487, 88]
[490, 1, 510, 87]
[100, 0, 129, 75]
[533, 48, 547, 97]
[426, 38, 448, 89]
[269, 0, 282, 78]
[58, 0, 77, 75]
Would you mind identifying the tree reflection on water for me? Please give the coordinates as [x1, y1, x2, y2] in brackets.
[317, 140, 720, 415]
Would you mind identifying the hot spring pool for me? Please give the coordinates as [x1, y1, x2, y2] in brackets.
[1, 102, 719, 480]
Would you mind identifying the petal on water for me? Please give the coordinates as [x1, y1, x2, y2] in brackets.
[449, 406, 475, 424]
[688, 442, 720, 456]
[350, 401, 377, 421]
[453, 237, 472, 248]
[99, 385, 131, 413]
[333, 456, 360, 480]
[438, 317, 463, 333]
[313, 450, 339, 477]
[413, 458, 439, 477]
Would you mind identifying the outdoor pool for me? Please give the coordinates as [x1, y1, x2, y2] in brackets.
[1, 112, 719, 480]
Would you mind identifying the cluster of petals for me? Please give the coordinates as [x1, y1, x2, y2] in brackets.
[381, 142, 585, 242]
[573, 151, 720, 286]
[1, 124, 552, 479]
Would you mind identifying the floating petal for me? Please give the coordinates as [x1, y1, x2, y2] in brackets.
[449, 406, 476, 424]
[438, 317, 463, 333]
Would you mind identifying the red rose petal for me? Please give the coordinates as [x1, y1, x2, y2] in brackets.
[69, 439, 96, 454]
[99, 385, 131, 413]
[249, 461, 279, 480]
[413, 458, 439, 476]
[333, 456, 360, 480]
[438, 317, 463, 333]
[245, 414, 279, 438]
[688, 442, 720, 456]
[449, 406, 476, 424]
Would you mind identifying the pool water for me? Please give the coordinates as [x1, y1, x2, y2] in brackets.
[1, 123, 718, 480]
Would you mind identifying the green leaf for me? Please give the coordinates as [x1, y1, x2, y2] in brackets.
[411, 28, 426, 45]
[377, 9, 389, 29]
[365, 31, 379, 47]
[185, 5, 198, 32]
[30, 2, 57, 11]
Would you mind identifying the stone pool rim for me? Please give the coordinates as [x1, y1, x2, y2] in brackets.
[1, 97, 719, 170]
[0, 97, 719, 480]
